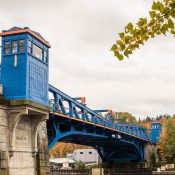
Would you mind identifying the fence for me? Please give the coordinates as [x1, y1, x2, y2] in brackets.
[104, 168, 153, 175]
[50, 168, 154, 175]
[51, 169, 90, 175]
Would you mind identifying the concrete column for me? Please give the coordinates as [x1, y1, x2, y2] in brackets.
[144, 144, 158, 167]
[37, 122, 50, 175]
[0, 108, 8, 175]
[0, 100, 50, 175]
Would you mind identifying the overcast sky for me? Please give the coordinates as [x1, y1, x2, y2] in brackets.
[1, 0, 175, 118]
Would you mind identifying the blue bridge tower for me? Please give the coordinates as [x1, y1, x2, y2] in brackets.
[0, 27, 51, 106]
[150, 122, 162, 143]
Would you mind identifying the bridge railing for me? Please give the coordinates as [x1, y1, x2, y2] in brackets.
[49, 84, 150, 141]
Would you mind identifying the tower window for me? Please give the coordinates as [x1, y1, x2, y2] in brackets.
[19, 40, 25, 52]
[12, 41, 17, 53]
[5, 41, 10, 54]
[43, 50, 47, 63]
[28, 41, 32, 54]
[33, 44, 42, 60]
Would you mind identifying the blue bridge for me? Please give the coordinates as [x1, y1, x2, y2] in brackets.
[48, 84, 152, 162]
[0, 27, 161, 165]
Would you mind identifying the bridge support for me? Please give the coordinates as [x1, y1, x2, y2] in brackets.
[96, 142, 145, 167]
[0, 98, 50, 175]
[144, 144, 158, 167]
[96, 147, 115, 164]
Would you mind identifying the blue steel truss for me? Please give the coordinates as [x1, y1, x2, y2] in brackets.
[47, 84, 151, 162]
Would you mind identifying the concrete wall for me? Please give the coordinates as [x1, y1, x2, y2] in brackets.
[144, 144, 158, 166]
[9, 115, 34, 175]
[0, 108, 8, 175]
[0, 101, 50, 175]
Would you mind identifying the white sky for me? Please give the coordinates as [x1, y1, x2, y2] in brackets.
[1, 0, 175, 119]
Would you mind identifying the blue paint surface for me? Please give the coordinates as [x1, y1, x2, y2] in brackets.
[1, 28, 49, 106]
[150, 122, 162, 143]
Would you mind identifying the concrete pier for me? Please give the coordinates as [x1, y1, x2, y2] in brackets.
[0, 97, 50, 175]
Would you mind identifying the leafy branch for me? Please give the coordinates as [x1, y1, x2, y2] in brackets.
[111, 0, 175, 60]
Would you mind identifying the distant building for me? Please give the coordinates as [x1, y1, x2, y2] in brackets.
[50, 157, 75, 169]
[73, 149, 101, 164]
[50, 148, 101, 169]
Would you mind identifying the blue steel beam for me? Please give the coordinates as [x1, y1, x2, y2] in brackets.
[48, 84, 160, 162]
[47, 116, 144, 161]
[93, 109, 113, 122]
[47, 110, 146, 162]
[93, 110, 112, 113]
[49, 84, 111, 123]
[48, 84, 150, 142]
[73, 97, 86, 104]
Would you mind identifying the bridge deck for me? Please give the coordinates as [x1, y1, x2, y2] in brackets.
[50, 111, 149, 142]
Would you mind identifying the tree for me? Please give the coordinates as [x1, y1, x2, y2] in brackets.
[159, 117, 175, 163]
[155, 114, 171, 120]
[145, 116, 153, 122]
[76, 161, 86, 169]
[150, 152, 156, 167]
[49, 142, 91, 158]
[111, 0, 175, 60]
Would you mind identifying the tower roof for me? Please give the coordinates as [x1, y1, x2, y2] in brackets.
[0, 26, 51, 48]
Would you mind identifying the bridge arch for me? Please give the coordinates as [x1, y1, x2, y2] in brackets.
[8, 109, 28, 152]
[48, 128, 144, 163]
[33, 116, 48, 152]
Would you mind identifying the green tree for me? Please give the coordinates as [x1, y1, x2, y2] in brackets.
[150, 152, 156, 167]
[145, 116, 153, 122]
[159, 117, 175, 163]
[111, 0, 175, 60]
[155, 114, 171, 120]
[76, 161, 86, 169]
